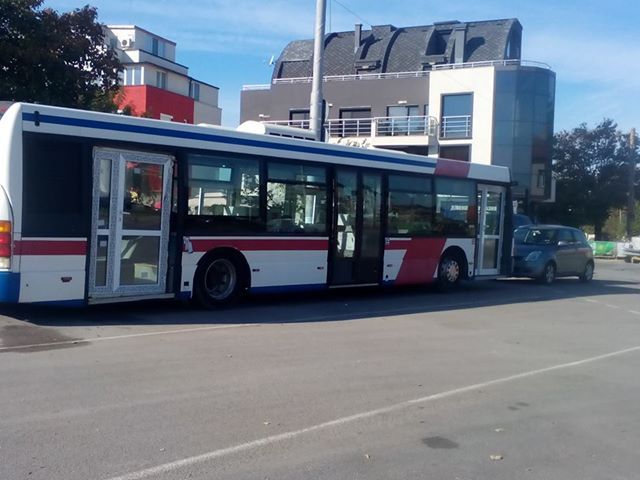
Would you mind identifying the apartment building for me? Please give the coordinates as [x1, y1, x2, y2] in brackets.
[240, 19, 555, 207]
[104, 25, 222, 125]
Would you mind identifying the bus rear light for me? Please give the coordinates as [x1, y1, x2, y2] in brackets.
[0, 220, 12, 269]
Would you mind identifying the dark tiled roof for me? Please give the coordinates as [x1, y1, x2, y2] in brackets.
[273, 18, 521, 80]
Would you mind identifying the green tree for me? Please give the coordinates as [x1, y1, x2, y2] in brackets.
[0, 0, 121, 111]
[538, 119, 630, 239]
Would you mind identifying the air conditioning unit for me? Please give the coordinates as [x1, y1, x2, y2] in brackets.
[121, 38, 134, 48]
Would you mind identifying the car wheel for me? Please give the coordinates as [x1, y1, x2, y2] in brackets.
[538, 262, 556, 285]
[194, 255, 244, 308]
[437, 255, 461, 291]
[580, 261, 594, 282]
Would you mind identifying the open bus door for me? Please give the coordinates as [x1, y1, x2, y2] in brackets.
[476, 184, 506, 276]
[88, 148, 173, 300]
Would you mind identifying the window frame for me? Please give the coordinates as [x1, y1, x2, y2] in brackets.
[440, 92, 474, 139]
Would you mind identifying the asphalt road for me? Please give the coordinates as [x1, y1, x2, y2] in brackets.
[1, 260, 639, 480]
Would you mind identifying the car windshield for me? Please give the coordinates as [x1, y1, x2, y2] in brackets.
[516, 228, 557, 245]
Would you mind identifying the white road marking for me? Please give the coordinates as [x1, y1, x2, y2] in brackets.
[584, 298, 599, 303]
[105, 344, 640, 480]
[0, 323, 260, 352]
[629, 311, 640, 316]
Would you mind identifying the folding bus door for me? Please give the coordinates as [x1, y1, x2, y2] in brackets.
[330, 169, 383, 286]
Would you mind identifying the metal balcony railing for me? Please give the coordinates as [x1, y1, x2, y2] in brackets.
[264, 116, 438, 139]
[241, 60, 552, 90]
[327, 118, 372, 137]
[374, 115, 437, 137]
[440, 115, 472, 138]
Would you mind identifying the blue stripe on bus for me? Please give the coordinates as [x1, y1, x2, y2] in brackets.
[22, 112, 438, 169]
[33, 299, 86, 308]
[0, 272, 20, 303]
[250, 283, 327, 294]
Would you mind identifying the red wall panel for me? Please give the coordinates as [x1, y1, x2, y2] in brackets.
[116, 85, 194, 124]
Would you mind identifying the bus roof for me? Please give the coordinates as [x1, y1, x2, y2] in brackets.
[5, 103, 510, 184]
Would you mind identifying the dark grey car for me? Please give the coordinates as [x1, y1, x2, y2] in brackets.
[512, 225, 594, 284]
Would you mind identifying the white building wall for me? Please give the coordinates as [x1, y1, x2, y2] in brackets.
[429, 66, 496, 165]
[142, 65, 189, 96]
[198, 83, 219, 107]
[194, 101, 222, 125]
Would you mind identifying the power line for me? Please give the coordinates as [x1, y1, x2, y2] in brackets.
[331, 0, 373, 28]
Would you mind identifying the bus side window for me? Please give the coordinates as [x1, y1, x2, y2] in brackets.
[266, 162, 327, 235]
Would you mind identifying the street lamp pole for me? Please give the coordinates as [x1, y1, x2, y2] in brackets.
[309, 0, 326, 142]
[627, 128, 636, 238]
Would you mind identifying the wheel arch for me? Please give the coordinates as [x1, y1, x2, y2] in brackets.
[196, 247, 251, 290]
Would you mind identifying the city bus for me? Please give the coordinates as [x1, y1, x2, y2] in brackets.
[0, 103, 512, 307]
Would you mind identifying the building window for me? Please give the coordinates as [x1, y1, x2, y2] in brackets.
[125, 66, 142, 86]
[190, 82, 200, 101]
[156, 71, 167, 89]
[387, 105, 419, 117]
[434, 178, 477, 236]
[536, 169, 545, 188]
[186, 154, 261, 233]
[439, 145, 470, 162]
[267, 162, 327, 234]
[387, 174, 433, 236]
[441, 93, 472, 138]
[151, 37, 164, 56]
[332, 108, 371, 136]
[382, 105, 422, 136]
[289, 109, 310, 129]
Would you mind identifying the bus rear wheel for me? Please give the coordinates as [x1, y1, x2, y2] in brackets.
[194, 254, 245, 308]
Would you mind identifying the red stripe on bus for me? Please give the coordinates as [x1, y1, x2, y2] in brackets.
[387, 238, 447, 285]
[190, 238, 329, 252]
[434, 159, 471, 178]
[15, 240, 87, 256]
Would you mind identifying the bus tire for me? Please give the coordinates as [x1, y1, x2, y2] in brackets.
[436, 253, 463, 291]
[194, 252, 247, 308]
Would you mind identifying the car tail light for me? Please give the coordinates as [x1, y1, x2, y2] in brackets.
[0, 220, 12, 269]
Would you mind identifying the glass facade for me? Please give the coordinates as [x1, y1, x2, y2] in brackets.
[492, 67, 555, 201]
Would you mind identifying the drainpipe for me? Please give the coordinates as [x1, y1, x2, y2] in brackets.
[309, 0, 327, 142]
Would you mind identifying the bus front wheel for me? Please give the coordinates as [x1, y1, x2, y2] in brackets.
[436, 254, 462, 291]
[194, 254, 246, 308]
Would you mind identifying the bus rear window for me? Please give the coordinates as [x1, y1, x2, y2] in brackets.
[22, 135, 90, 237]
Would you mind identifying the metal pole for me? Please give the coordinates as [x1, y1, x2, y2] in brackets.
[309, 0, 326, 142]
[627, 128, 636, 238]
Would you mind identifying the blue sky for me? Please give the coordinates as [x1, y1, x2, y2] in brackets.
[48, 0, 638, 132]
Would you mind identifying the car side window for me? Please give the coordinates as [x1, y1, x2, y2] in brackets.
[558, 229, 574, 244]
[569, 230, 582, 245]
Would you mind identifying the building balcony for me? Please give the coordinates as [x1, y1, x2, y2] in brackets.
[263, 115, 438, 147]
[440, 115, 472, 139]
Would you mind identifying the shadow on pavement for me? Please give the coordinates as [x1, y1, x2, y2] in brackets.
[1, 271, 638, 332]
